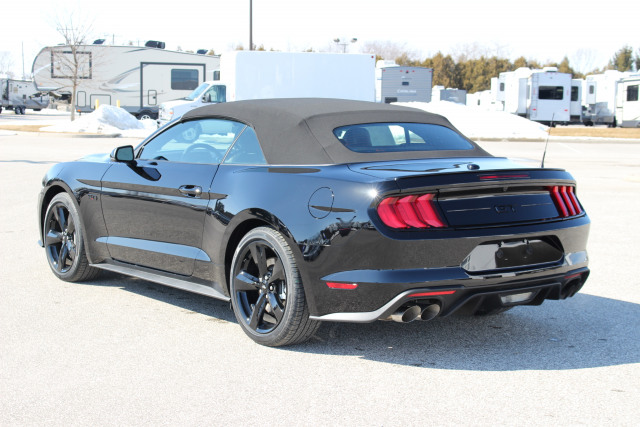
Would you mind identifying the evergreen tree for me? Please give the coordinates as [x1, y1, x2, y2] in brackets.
[609, 46, 634, 71]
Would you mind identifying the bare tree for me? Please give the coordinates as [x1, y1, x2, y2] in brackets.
[359, 40, 418, 62]
[569, 48, 599, 75]
[0, 51, 15, 78]
[52, 12, 95, 120]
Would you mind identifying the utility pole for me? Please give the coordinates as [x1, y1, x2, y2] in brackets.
[249, 0, 253, 51]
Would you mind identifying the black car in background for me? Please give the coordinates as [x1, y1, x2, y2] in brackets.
[38, 99, 590, 346]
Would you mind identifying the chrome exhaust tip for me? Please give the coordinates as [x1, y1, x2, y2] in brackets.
[419, 303, 441, 321]
[388, 305, 421, 323]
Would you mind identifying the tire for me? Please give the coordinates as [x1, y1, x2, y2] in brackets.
[138, 110, 153, 120]
[230, 227, 319, 346]
[43, 193, 99, 282]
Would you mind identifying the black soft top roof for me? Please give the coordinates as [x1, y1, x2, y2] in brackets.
[181, 98, 491, 165]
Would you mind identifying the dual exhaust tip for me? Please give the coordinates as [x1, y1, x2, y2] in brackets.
[388, 303, 441, 323]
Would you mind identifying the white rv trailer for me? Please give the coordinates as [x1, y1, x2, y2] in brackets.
[527, 69, 572, 125]
[31, 43, 220, 119]
[375, 60, 433, 103]
[570, 79, 583, 124]
[0, 79, 50, 114]
[159, 51, 376, 125]
[583, 70, 630, 126]
[615, 74, 640, 128]
[497, 67, 532, 115]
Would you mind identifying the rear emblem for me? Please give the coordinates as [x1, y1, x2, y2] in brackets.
[494, 204, 515, 214]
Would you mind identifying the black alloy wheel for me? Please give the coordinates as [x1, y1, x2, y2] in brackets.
[43, 193, 99, 282]
[230, 227, 319, 346]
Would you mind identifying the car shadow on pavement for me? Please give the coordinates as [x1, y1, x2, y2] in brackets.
[82, 273, 639, 371]
[84, 271, 237, 323]
[295, 293, 640, 371]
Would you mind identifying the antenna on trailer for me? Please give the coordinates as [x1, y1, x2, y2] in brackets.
[541, 113, 555, 168]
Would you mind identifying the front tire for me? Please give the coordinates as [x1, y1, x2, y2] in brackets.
[43, 193, 99, 282]
[230, 227, 319, 346]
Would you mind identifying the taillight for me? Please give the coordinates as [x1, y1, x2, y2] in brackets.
[549, 185, 582, 218]
[377, 193, 447, 229]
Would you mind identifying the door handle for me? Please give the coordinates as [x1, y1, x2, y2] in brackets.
[179, 185, 202, 197]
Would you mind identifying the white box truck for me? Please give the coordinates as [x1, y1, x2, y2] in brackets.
[615, 74, 640, 128]
[375, 60, 432, 103]
[158, 51, 376, 125]
[0, 79, 50, 114]
[32, 42, 220, 119]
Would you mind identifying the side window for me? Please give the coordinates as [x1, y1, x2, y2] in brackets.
[223, 127, 266, 165]
[138, 119, 246, 164]
[171, 69, 199, 90]
[203, 85, 226, 103]
[627, 85, 639, 102]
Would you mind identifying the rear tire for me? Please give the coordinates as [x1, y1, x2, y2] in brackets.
[230, 227, 319, 346]
[43, 193, 99, 282]
[138, 110, 153, 120]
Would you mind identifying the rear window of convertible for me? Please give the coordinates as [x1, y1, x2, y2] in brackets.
[333, 123, 474, 153]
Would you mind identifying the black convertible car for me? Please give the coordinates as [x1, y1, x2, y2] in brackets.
[38, 98, 590, 346]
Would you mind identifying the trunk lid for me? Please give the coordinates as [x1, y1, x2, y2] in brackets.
[350, 158, 583, 228]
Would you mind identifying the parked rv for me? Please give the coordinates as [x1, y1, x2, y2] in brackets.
[158, 51, 376, 125]
[496, 68, 571, 125]
[375, 60, 432, 103]
[615, 74, 640, 128]
[583, 70, 630, 127]
[31, 43, 220, 119]
[497, 67, 532, 115]
[0, 79, 49, 114]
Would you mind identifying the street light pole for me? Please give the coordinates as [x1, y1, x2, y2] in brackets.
[333, 37, 358, 53]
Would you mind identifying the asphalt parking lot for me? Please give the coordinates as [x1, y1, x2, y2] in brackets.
[1, 118, 639, 425]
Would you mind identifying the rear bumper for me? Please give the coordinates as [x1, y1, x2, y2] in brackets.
[310, 265, 589, 322]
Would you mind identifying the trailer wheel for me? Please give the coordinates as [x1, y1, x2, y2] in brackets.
[138, 110, 153, 120]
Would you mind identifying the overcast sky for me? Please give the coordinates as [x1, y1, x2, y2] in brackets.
[1, 0, 636, 78]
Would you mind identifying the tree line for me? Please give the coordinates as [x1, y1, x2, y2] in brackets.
[392, 46, 640, 94]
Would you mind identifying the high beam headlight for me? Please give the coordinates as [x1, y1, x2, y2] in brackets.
[500, 291, 535, 305]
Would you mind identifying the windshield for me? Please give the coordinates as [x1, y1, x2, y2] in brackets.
[333, 123, 474, 153]
[184, 83, 209, 101]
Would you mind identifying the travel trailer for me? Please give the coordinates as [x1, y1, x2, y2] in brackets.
[497, 68, 571, 125]
[615, 74, 640, 128]
[527, 69, 572, 125]
[32, 42, 220, 119]
[158, 51, 376, 124]
[583, 70, 630, 126]
[0, 79, 49, 114]
[375, 60, 432, 103]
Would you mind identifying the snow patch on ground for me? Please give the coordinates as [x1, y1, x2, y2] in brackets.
[395, 101, 550, 140]
[0, 130, 17, 136]
[40, 105, 157, 138]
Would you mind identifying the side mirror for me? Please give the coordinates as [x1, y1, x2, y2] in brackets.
[110, 145, 135, 162]
[203, 93, 211, 103]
